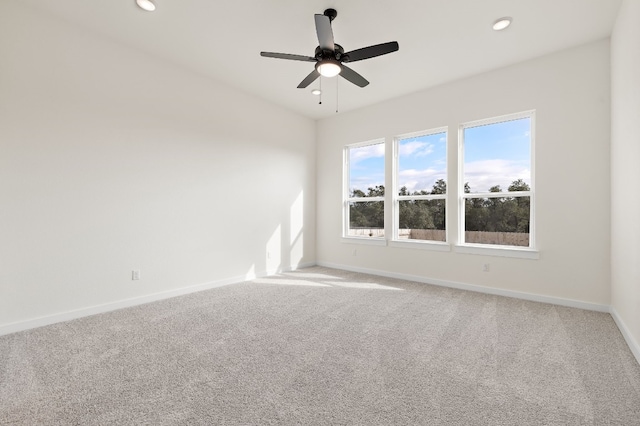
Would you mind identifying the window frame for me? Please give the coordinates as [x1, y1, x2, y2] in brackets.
[342, 139, 386, 242]
[457, 110, 537, 254]
[391, 127, 449, 248]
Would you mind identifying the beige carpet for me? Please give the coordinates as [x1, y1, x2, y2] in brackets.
[1, 266, 639, 425]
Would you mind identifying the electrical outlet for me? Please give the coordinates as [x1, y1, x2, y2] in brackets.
[132, 270, 141, 280]
[483, 263, 490, 272]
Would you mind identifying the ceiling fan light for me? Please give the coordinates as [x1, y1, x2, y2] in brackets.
[493, 17, 512, 31]
[136, 0, 156, 12]
[311, 89, 322, 95]
[316, 60, 342, 78]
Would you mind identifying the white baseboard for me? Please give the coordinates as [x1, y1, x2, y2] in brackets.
[316, 261, 610, 313]
[610, 306, 640, 366]
[0, 262, 314, 337]
[5, 260, 634, 366]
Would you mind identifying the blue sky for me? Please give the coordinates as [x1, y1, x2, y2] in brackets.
[463, 117, 531, 193]
[397, 132, 447, 193]
[349, 117, 531, 195]
[349, 143, 385, 194]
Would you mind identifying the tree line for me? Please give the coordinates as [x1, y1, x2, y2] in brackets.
[350, 179, 530, 233]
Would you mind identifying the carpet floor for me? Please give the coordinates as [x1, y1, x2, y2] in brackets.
[1, 266, 639, 425]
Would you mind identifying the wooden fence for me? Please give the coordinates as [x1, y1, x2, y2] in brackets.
[349, 228, 529, 246]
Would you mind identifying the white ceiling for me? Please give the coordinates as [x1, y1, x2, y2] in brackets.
[22, 0, 622, 120]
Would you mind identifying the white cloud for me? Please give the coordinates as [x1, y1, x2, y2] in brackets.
[464, 159, 530, 192]
[350, 143, 385, 164]
[350, 173, 385, 194]
[399, 141, 434, 158]
[398, 168, 446, 192]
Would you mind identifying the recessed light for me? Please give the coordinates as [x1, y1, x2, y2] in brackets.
[493, 17, 512, 31]
[311, 89, 322, 96]
[136, 0, 156, 12]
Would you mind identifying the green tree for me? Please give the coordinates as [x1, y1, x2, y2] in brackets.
[427, 179, 446, 230]
[349, 185, 385, 230]
[483, 185, 503, 231]
[464, 179, 531, 236]
[507, 179, 530, 233]
[367, 185, 385, 197]
[461, 182, 486, 231]
[349, 204, 368, 227]
[508, 179, 530, 192]
[431, 179, 446, 195]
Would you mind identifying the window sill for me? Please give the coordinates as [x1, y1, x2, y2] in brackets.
[454, 244, 539, 259]
[389, 240, 451, 252]
[341, 237, 388, 246]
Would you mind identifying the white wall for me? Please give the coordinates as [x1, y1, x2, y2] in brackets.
[611, 0, 640, 360]
[0, 2, 316, 331]
[317, 40, 611, 306]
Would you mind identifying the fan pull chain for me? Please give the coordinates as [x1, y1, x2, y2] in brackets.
[319, 76, 322, 105]
[336, 77, 339, 113]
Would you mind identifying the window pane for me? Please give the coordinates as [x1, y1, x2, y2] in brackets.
[398, 200, 445, 241]
[349, 201, 384, 237]
[398, 132, 447, 195]
[464, 196, 530, 246]
[463, 118, 530, 193]
[349, 143, 385, 197]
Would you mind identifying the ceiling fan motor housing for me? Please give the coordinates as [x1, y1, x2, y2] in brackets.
[315, 44, 346, 62]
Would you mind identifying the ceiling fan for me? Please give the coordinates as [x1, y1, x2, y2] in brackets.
[260, 8, 399, 89]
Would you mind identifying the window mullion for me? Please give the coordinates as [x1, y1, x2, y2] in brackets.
[462, 191, 531, 199]
[347, 196, 385, 203]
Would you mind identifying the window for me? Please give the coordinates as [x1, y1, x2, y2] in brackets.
[344, 140, 385, 238]
[460, 111, 534, 248]
[394, 129, 447, 242]
[342, 111, 536, 256]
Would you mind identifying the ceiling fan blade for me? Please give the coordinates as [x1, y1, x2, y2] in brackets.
[344, 41, 399, 63]
[297, 69, 320, 88]
[339, 65, 369, 88]
[260, 52, 316, 62]
[314, 14, 335, 51]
